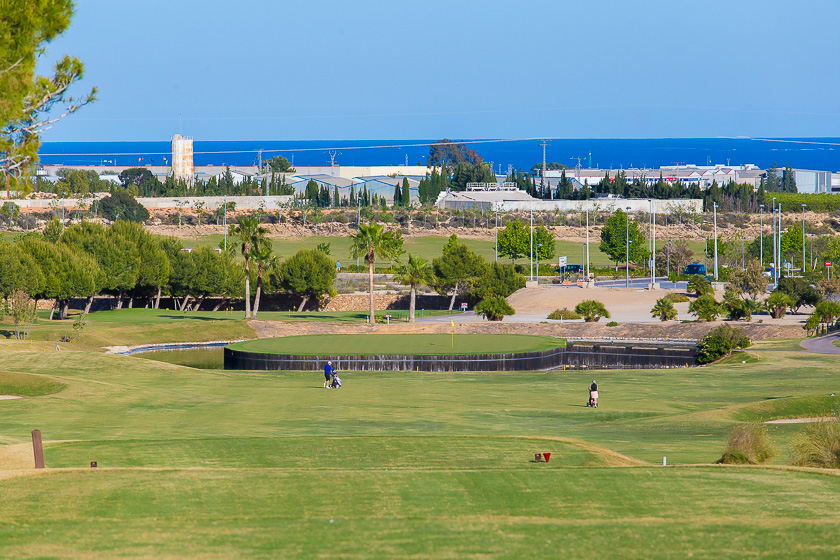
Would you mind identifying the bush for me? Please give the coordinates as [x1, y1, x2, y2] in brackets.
[689, 294, 721, 322]
[777, 277, 821, 313]
[664, 292, 689, 303]
[718, 423, 776, 464]
[574, 300, 610, 322]
[697, 324, 751, 363]
[765, 290, 794, 319]
[687, 275, 714, 297]
[651, 297, 678, 321]
[605, 321, 618, 327]
[547, 307, 581, 320]
[99, 189, 150, 223]
[474, 296, 515, 321]
[791, 415, 840, 469]
[470, 263, 525, 302]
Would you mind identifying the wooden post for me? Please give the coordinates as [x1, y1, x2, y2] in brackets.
[31, 429, 45, 469]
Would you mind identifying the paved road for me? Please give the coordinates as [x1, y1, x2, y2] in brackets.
[593, 277, 688, 290]
[799, 332, 840, 354]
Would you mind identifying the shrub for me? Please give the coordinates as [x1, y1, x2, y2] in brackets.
[332, 213, 349, 224]
[722, 291, 760, 322]
[689, 294, 721, 322]
[718, 423, 776, 464]
[470, 263, 525, 302]
[651, 297, 678, 321]
[664, 292, 689, 303]
[765, 291, 794, 319]
[777, 277, 821, 313]
[99, 189, 150, 223]
[791, 415, 840, 469]
[547, 307, 581, 320]
[474, 296, 515, 321]
[574, 300, 610, 322]
[687, 275, 714, 297]
[697, 324, 751, 363]
[605, 321, 618, 327]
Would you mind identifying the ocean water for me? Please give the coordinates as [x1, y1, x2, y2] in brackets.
[38, 137, 840, 172]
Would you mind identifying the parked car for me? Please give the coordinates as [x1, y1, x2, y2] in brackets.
[683, 264, 707, 276]
[553, 264, 584, 275]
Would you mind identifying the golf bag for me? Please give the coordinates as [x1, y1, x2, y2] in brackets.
[330, 374, 342, 389]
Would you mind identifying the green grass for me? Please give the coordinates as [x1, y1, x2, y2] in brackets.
[1, 309, 456, 349]
[751, 337, 807, 351]
[183, 234, 706, 270]
[227, 334, 565, 356]
[0, 371, 66, 397]
[834, 339, 840, 349]
[2, 346, 840, 557]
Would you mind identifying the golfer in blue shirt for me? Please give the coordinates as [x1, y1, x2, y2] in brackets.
[324, 361, 335, 388]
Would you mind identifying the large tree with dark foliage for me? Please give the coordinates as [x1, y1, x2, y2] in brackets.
[0, 0, 96, 184]
[99, 189, 150, 223]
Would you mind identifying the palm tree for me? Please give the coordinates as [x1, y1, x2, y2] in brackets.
[573, 299, 611, 322]
[395, 254, 433, 322]
[651, 297, 678, 321]
[687, 275, 714, 297]
[350, 222, 404, 324]
[229, 216, 268, 319]
[249, 238, 275, 319]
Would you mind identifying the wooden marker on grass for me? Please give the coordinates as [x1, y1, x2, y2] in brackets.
[31, 429, 45, 469]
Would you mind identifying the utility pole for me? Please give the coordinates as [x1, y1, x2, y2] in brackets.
[625, 206, 631, 288]
[801, 203, 807, 273]
[713, 202, 719, 281]
[540, 140, 549, 199]
[223, 194, 227, 252]
[530, 209, 534, 280]
[759, 204, 764, 265]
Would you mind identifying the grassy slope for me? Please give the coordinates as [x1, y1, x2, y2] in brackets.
[0, 346, 839, 557]
[1, 309, 450, 349]
[183, 234, 706, 269]
[228, 334, 564, 355]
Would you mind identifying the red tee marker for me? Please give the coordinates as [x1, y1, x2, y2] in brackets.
[543, 452, 551, 463]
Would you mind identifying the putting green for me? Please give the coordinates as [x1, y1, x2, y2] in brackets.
[227, 333, 565, 356]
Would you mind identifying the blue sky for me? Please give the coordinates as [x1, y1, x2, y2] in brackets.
[40, 0, 840, 142]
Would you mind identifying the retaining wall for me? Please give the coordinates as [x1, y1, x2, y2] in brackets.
[224, 340, 698, 371]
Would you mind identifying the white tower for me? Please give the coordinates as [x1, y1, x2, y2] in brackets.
[171, 134, 194, 184]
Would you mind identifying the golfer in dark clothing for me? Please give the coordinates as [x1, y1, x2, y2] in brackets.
[324, 361, 335, 388]
[589, 380, 598, 408]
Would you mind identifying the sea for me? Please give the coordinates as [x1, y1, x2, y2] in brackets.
[38, 138, 840, 173]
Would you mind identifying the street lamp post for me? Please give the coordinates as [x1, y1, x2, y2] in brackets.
[223, 194, 227, 252]
[759, 204, 764, 265]
[625, 206, 631, 288]
[801, 203, 807, 273]
[650, 198, 656, 288]
[494, 210, 498, 262]
[772, 197, 777, 287]
[529, 208, 534, 281]
[713, 202, 719, 281]
[585, 206, 590, 280]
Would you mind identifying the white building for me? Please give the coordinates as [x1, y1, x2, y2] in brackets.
[171, 134, 194, 184]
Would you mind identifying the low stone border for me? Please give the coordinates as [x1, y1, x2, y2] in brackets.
[107, 339, 249, 356]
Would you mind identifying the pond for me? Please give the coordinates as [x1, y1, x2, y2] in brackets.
[135, 347, 224, 370]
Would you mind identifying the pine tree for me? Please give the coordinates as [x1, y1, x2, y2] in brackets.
[402, 177, 410, 207]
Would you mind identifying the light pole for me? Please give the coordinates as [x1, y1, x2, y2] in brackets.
[776, 202, 782, 285]
[529, 208, 534, 281]
[649, 198, 656, 288]
[625, 206, 631, 288]
[494, 210, 498, 262]
[713, 202, 719, 281]
[801, 203, 807, 273]
[585, 206, 590, 280]
[759, 203, 764, 265]
[773, 197, 779, 287]
[223, 194, 227, 252]
[741, 236, 747, 270]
